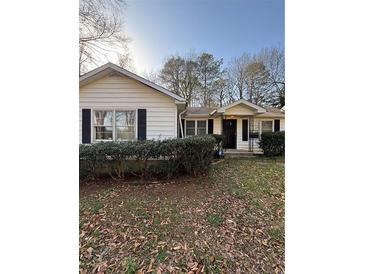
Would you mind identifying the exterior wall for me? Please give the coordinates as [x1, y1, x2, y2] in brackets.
[213, 118, 221, 134]
[224, 105, 256, 116]
[280, 119, 285, 131]
[79, 75, 177, 143]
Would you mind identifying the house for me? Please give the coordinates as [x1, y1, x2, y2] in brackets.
[79, 63, 285, 152]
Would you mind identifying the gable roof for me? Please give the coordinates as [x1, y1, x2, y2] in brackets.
[79, 62, 186, 103]
[211, 99, 267, 115]
[182, 102, 284, 118]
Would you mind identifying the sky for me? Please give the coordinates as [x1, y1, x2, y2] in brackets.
[123, 0, 284, 74]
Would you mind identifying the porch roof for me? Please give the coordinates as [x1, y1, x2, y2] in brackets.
[183, 107, 218, 118]
[182, 103, 284, 118]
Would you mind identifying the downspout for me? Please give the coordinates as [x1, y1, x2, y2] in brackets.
[179, 109, 187, 138]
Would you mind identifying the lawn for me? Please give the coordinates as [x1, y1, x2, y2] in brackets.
[79, 157, 285, 274]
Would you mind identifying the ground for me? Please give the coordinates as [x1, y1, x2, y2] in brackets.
[80, 157, 285, 274]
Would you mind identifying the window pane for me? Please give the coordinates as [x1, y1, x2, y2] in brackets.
[94, 111, 113, 126]
[197, 120, 206, 135]
[116, 111, 135, 127]
[116, 126, 135, 140]
[95, 126, 113, 140]
[262, 121, 273, 132]
[115, 111, 135, 141]
[186, 120, 195, 136]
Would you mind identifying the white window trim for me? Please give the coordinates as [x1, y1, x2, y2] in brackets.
[93, 109, 114, 142]
[91, 108, 138, 142]
[185, 119, 196, 137]
[184, 119, 208, 137]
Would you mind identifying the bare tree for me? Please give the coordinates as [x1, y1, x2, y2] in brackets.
[79, 0, 129, 75]
[159, 56, 185, 97]
[159, 55, 200, 106]
[243, 61, 270, 105]
[118, 44, 135, 72]
[180, 58, 200, 106]
[227, 46, 285, 107]
[228, 53, 251, 100]
[142, 70, 162, 85]
[213, 76, 229, 107]
[258, 47, 285, 107]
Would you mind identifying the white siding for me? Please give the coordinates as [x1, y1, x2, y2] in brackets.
[213, 118, 221, 134]
[280, 119, 285, 131]
[224, 104, 256, 116]
[79, 75, 177, 143]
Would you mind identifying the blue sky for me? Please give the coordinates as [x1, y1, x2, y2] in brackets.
[124, 0, 284, 74]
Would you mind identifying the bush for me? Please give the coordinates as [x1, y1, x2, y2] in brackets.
[210, 134, 224, 146]
[79, 135, 216, 180]
[259, 131, 285, 156]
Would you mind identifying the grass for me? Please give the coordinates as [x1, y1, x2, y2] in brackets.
[124, 257, 138, 274]
[80, 156, 284, 273]
[206, 213, 224, 227]
[156, 248, 168, 263]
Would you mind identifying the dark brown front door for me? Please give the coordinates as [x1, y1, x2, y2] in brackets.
[223, 119, 237, 149]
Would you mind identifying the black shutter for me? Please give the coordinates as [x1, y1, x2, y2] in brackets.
[137, 109, 147, 140]
[208, 119, 214, 134]
[274, 119, 280, 132]
[179, 119, 185, 138]
[242, 119, 248, 141]
[82, 109, 91, 144]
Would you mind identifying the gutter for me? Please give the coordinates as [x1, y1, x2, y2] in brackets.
[209, 109, 217, 116]
[178, 109, 187, 138]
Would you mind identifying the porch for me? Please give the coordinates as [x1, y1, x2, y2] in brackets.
[221, 116, 261, 152]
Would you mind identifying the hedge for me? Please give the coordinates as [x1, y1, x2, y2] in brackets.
[79, 135, 216, 180]
[259, 131, 285, 156]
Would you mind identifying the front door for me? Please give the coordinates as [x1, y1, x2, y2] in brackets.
[223, 119, 237, 149]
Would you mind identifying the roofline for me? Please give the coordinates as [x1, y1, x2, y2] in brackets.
[79, 62, 186, 102]
[216, 99, 266, 113]
[183, 114, 212, 118]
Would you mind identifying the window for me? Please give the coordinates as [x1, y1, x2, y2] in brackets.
[185, 120, 207, 136]
[261, 120, 273, 133]
[197, 120, 207, 135]
[94, 111, 113, 140]
[186, 120, 195, 137]
[116, 111, 135, 141]
[93, 110, 136, 141]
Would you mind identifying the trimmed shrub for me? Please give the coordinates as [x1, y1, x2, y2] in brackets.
[259, 131, 285, 156]
[79, 135, 216, 180]
[211, 134, 224, 146]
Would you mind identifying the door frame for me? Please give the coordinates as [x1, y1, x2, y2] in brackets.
[222, 119, 237, 149]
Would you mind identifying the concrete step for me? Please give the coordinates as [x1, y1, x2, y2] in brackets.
[224, 149, 259, 158]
